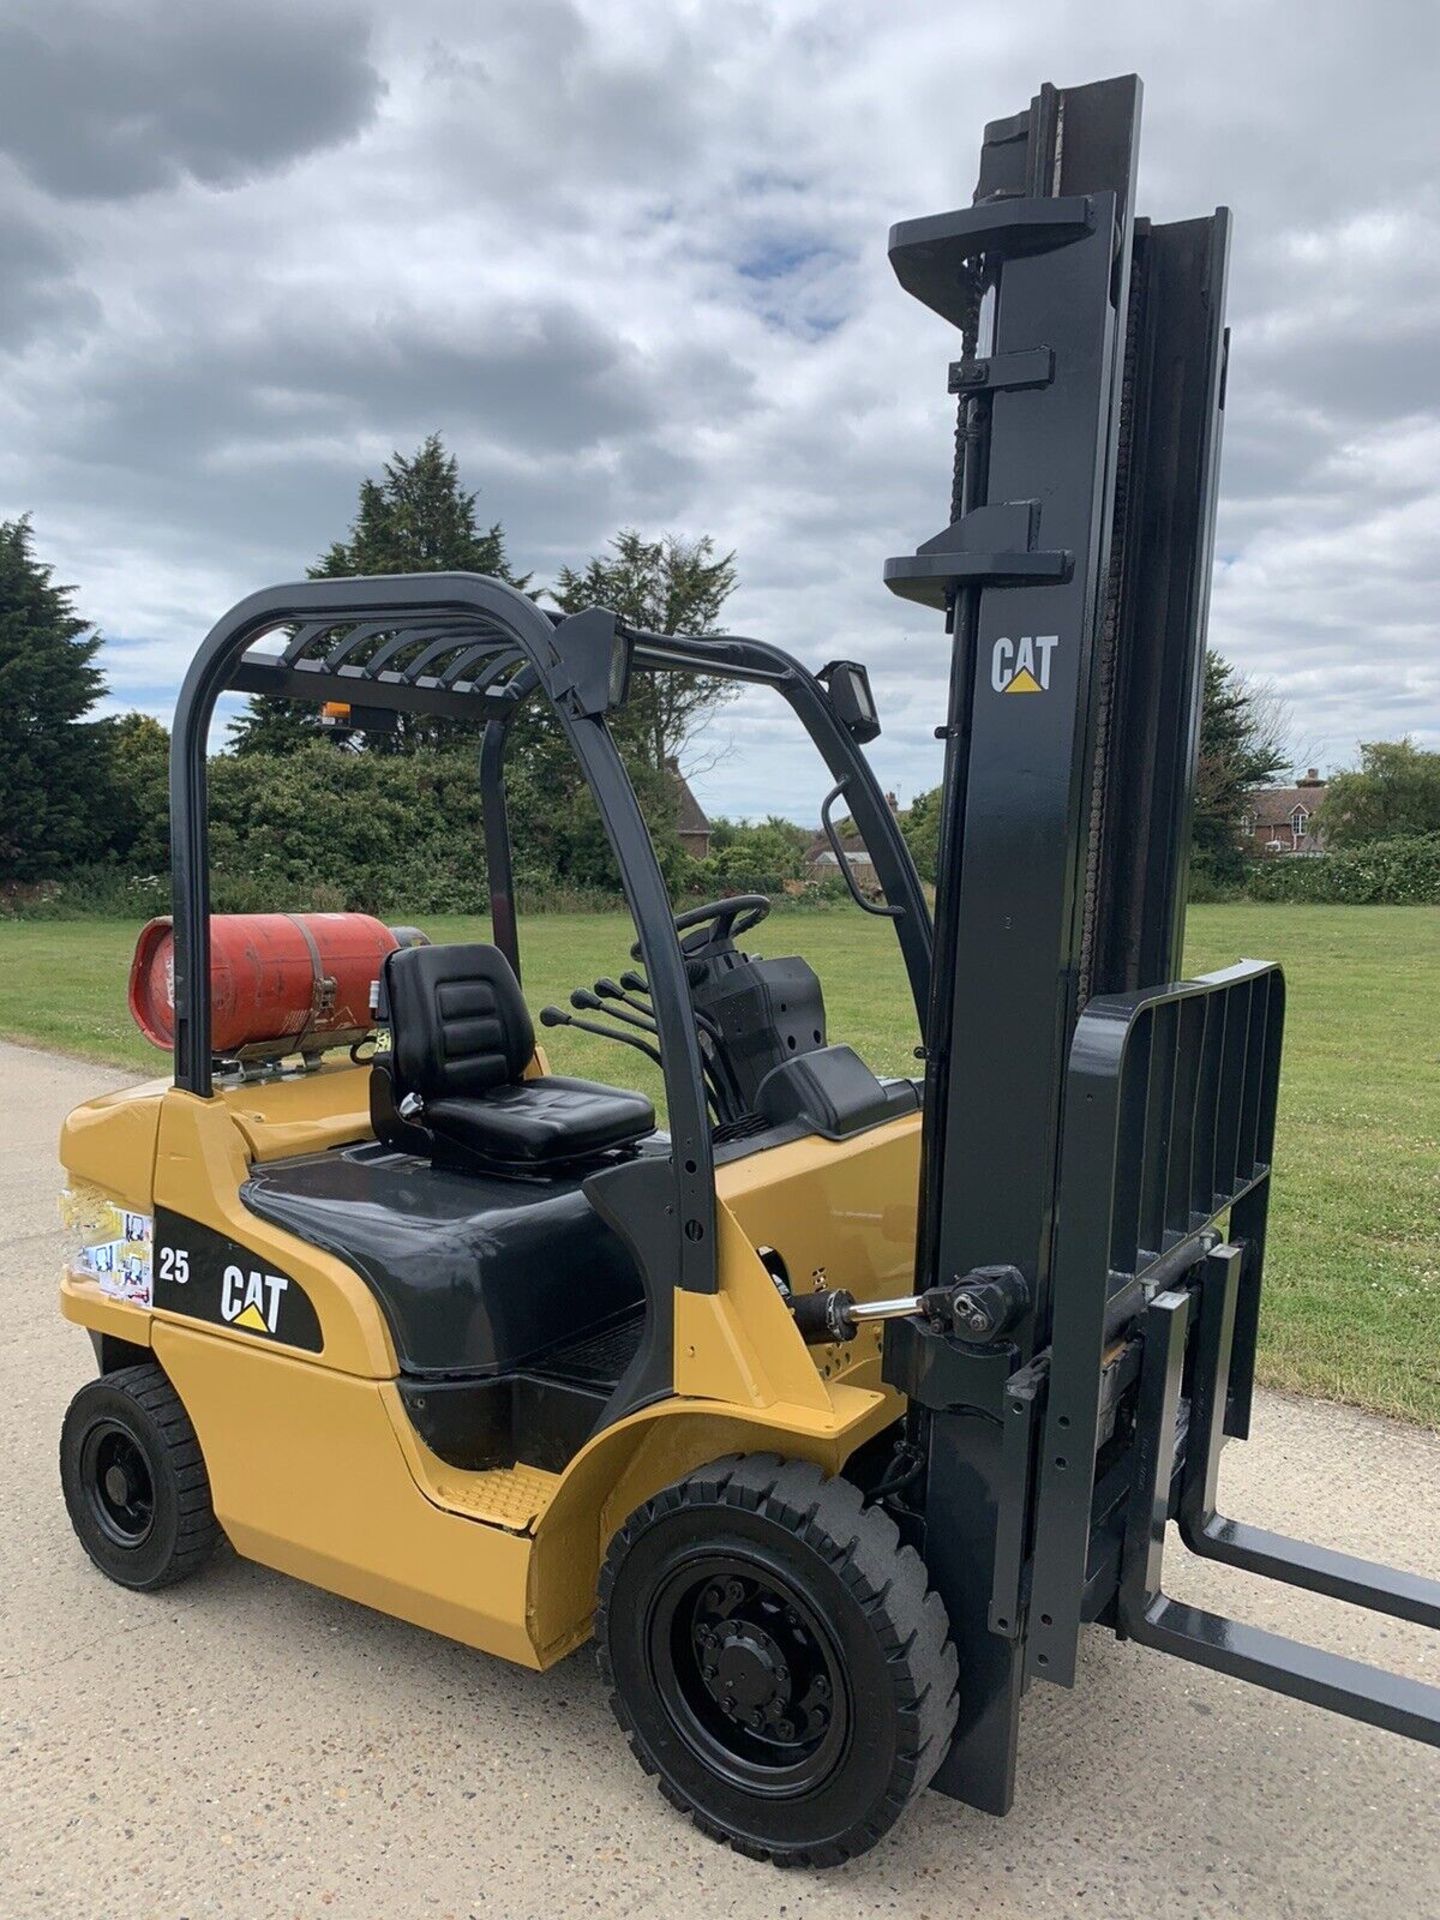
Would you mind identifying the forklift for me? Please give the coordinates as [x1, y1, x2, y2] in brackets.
[56, 73, 1439, 1868]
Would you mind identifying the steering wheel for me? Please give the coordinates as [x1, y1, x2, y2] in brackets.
[631, 893, 772, 962]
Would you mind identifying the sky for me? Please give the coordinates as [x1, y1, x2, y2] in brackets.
[2, 0, 1438, 824]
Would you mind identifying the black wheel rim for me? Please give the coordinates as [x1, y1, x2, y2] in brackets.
[80, 1420, 156, 1548]
[645, 1552, 850, 1797]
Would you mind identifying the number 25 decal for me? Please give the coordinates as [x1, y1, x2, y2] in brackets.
[158, 1245, 190, 1285]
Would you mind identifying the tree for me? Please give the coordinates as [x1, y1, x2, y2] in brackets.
[230, 435, 526, 753]
[1318, 739, 1440, 848]
[98, 711, 171, 873]
[0, 517, 108, 881]
[1192, 651, 1291, 885]
[899, 787, 942, 885]
[697, 815, 810, 893]
[311, 434, 524, 583]
[551, 531, 738, 773]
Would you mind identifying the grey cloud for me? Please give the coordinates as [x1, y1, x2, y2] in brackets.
[0, 208, 98, 346]
[4, 0, 1439, 808]
[0, 4, 384, 200]
[52, 300, 686, 469]
[13, 286, 755, 601]
[414, 3, 707, 228]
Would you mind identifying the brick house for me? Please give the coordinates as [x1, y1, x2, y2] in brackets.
[666, 758, 712, 859]
[1242, 769, 1327, 856]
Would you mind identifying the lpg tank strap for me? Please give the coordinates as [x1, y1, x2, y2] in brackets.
[283, 913, 338, 1058]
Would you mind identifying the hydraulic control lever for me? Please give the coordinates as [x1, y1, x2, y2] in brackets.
[595, 977, 659, 1022]
[546, 1000, 726, 1123]
[608, 974, 728, 1049]
[589, 984, 743, 1125]
[790, 1265, 1028, 1347]
[539, 1004, 663, 1070]
[572, 987, 657, 1034]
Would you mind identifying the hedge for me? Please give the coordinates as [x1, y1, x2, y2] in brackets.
[1241, 835, 1440, 905]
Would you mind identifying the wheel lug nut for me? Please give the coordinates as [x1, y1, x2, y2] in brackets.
[702, 1664, 717, 1681]
[725, 1579, 745, 1607]
[813, 1705, 828, 1729]
[704, 1585, 723, 1610]
[813, 1676, 829, 1700]
[776, 1719, 795, 1740]
[748, 1710, 764, 1729]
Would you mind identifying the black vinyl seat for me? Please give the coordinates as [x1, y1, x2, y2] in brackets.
[375, 942, 655, 1171]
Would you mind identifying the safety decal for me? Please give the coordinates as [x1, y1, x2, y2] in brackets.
[991, 635, 1058, 695]
[152, 1208, 323, 1352]
[62, 1189, 153, 1306]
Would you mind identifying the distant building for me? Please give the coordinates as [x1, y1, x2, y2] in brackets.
[803, 791, 899, 893]
[1242, 768, 1327, 856]
[666, 758, 712, 859]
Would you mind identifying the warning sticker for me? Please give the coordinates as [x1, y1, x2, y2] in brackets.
[991, 636, 1058, 695]
[61, 1189, 153, 1306]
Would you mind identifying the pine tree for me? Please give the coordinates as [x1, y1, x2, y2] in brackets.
[311, 435, 525, 581]
[230, 435, 526, 753]
[1192, 651, 1291, 885]
[0, 518, 108, 881]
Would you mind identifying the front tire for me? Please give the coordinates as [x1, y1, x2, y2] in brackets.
[596, 1454, 958, 1868]
[60, 1363, 220, 1591]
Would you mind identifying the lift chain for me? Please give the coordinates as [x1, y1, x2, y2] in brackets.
[949, 252, 988, 524]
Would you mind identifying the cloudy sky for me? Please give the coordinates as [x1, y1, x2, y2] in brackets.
[2, 0, 1437, 822]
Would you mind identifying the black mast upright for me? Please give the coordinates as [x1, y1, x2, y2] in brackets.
[881, 75, 1232, 1809]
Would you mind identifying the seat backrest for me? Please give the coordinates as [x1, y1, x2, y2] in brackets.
[384, 942, 534, 1102]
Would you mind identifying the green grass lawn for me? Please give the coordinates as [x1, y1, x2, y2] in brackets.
[4, 904, 1436, 1424]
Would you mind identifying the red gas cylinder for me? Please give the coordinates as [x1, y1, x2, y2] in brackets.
[129, 913, 398, 1058]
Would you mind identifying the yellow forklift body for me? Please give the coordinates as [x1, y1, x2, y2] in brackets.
[59, 1071, 916, 1665]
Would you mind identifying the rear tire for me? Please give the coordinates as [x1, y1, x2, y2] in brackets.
[596, 1453, 958, 1868]
[60, 1363, 220, 1591]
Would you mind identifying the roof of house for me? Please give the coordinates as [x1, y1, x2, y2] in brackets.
[805, 831, 869, 861]
[803, 793, 896, 864]
[1249, 783, 1324, 827]
[808, 846, 873, 869]
[665, 758, 710, 836]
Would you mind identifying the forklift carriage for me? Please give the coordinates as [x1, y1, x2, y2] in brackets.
[56, 71, 1439, 1868]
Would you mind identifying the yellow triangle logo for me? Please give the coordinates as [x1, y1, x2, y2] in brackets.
[233, 1302, 270, 1332]
[1004, 667, 1044, 694]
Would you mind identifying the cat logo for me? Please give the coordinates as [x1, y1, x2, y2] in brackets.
[221, 1264, 289, 1336]
[991, 634, 1059, 695]
[153, 1210, 324, 1352]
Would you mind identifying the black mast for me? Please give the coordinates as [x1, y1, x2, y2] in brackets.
[882, 74, 1232, 1809]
